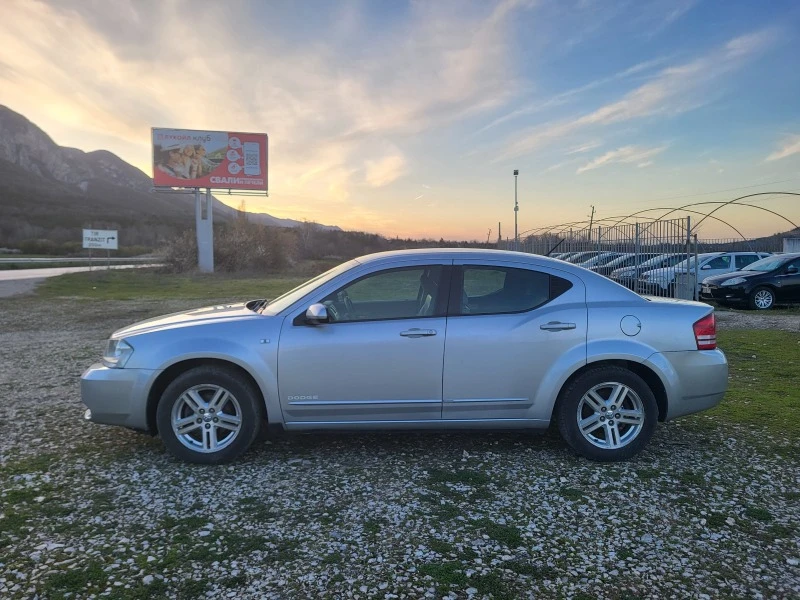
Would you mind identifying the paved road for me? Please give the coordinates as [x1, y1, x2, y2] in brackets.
[0, 265, 157, 298]
[0, 257, 156, 264]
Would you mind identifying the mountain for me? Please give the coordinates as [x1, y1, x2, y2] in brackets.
[0, 105, 338, 252]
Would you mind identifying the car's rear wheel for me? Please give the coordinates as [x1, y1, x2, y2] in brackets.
[556, 366, 658, 461]
[749, 286, 775, 310]
[156, 366, 262, 464]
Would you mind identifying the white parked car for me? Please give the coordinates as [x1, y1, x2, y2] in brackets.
[639, 251, 771, 296]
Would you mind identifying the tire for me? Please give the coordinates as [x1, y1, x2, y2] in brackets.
[748, 286, 775, 310]
[556, 366, 658, 462]
[156, 366, 262, 464]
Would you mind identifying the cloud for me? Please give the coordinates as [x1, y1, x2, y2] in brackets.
[577, 145, 666, 173]
[565, 140, 602, 155]
[477, 57, 668, 134]
[765, 134, 800, 162]
[495, 29, 777, 162]
[365, 152, 407, 187]
[0, 0, 531, 230]
[637, 161, 653, 168]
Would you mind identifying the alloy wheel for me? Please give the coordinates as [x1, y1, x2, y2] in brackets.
[171, 384, 242, 453]
[576, 382, 645, 449]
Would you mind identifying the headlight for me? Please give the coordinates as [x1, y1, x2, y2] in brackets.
[102, 339, 134, 368]
[721, 277, 746, 287]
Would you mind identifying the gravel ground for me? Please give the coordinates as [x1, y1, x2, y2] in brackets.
[1, 297, 798, 600]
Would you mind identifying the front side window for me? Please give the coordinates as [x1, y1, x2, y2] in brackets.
[457, 266, 568, 315]
[320, 266, 444, 323]
[705, 256, 731, 270]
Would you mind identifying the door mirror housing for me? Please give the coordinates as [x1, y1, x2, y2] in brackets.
[700, 264, 711, 270]
[786, 265, 798, 274]
[305, 303, 329, 325]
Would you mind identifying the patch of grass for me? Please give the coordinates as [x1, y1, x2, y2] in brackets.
[560, 487, 585, 501]
[428, 539, 456, 555]
[322, 551, 343, 565]
[36, 268, 306, 302]
[221, 574, 247, 588]
[636, 468, 660, 480]
[433, 504, 461, 520]
[177, 578, 208, 598]
[428, 468, 491, 486]
[419, 562, 468, 591]
[472, 571, 513, 600]
[473, 518, 522, 547]
[42, 561, 105, 598]
[677, 471, 705, 486]
[0, 453, 58, 476]
[117, 579, 169, 599]
[505, 560, 548, 578]
[744, 506, 773, 522]
[707, 513, 727, 528]
[363, 519, 381, 535]
[704, 330, 800, 436]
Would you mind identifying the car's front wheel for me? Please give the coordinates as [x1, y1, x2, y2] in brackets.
[156, 366, 262, 464]
[749, 286, 775, 310]
[556, 366, 658, 461]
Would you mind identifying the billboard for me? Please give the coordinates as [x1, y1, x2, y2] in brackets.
[152, 128, 268, 191]
[83, 229, 118, 250]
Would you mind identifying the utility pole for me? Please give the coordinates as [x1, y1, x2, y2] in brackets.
[497, 222, 502, 246]
[513, 169, 519, 251]
[486, 228, 492, 245]
[588, 204, 595, 245]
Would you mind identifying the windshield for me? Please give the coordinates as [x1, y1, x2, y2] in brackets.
[743, 256, 787, 272]
[262, 260, 358, 314]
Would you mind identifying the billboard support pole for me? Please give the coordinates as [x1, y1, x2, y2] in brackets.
[195, 187, 214, 273]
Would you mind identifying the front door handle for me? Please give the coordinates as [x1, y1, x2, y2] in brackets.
[540, 321, 576, 331]
[400, 328, 437, 338]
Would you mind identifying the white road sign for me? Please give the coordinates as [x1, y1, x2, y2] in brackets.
[83, 229, 118, 250]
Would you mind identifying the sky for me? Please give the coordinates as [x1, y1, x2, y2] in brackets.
[1, 0, 799, 240]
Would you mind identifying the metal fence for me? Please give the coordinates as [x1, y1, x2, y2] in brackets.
[499, 217, 778, 300]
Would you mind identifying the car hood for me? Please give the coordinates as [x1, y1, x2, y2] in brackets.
[703, 270, 761, 285]
[113, 301, 264, 338]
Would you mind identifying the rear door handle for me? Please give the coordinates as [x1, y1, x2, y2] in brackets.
[540, 321, 576, 331]
[400, 328, 437, 338]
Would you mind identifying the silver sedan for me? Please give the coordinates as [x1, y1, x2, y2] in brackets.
[81, 249, 728, 463]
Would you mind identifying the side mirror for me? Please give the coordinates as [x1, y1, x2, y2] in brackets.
[305, 303, 329, 325]
[701, 264, 711, 270]
[787, 265, 798, 274]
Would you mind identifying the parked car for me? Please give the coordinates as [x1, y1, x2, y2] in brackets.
[639, 251, 771, 296]
[700, 252, 800, 309]
[564, 251, 602, 263]
[577, 252, 628, 269]
[610, 253, 686, 289]
[81, 249, 727, 464]
[592, 253, 663, 278]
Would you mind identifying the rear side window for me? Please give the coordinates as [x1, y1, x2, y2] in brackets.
[455, 266, 572, 316]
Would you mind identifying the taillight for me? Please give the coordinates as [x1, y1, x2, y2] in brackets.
[693, 313, 717, 350]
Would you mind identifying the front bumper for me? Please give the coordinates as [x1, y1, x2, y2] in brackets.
[645, 349, 728, 421]
[81, 363, 160, 431]
[699, 284, 748, 304]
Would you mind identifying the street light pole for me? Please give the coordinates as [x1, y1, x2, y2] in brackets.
[513, 169, 519, 251]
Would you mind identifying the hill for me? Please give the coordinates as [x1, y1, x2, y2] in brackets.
[0, 105, 338, 254]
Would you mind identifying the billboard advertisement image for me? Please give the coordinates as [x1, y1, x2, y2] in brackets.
[152, 128, 268, 191]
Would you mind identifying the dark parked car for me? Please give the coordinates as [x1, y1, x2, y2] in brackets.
[700, 253, 800, 309]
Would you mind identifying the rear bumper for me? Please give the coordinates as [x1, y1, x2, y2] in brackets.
[80, 363, 159, 431]
[644, 349, 728, 421]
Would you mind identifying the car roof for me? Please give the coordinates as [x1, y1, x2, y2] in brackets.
[354, 248, 558, 264]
